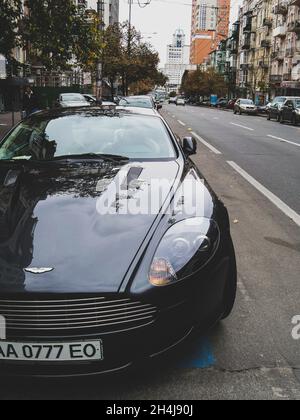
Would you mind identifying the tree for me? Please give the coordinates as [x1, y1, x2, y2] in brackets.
[23, 0, 91, 71]
[0, 0, 22, 58]
[181, 68, 227, 98]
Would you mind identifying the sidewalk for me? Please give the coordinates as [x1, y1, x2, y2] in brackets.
[0, 112, 21, 140]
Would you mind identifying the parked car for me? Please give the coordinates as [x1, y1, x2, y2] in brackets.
[234, 99, 258, 115]
[0, 106, 236, 377]
[176, 98, 186, 106]
[267, 97, 288, 121]
[119, 95, 159, 110]
[168, 97, 177, 105]
[214, 98, 228, 109]
[58, 93, 90, 108]
[279, 97, 300, 125]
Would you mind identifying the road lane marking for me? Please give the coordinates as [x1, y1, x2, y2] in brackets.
[238, 279, 251, 302]
[178, 120, 186, 127]
[230, 122, 254, 131]
[191, 131, 222, 155]
[227, 161, 300, 227]
[267, 134, 300, 148]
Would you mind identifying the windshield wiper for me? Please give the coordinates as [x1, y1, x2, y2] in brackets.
[52, 153, 130, 162]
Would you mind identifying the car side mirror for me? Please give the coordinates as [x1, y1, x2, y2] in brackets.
[182, 137, 197, 156]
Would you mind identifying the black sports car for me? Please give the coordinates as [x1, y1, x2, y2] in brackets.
[0, 107, 237, 377]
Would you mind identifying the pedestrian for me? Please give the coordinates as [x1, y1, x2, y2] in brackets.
[23, 86, 38, 118]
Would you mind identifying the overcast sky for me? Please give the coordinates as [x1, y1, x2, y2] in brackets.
[90, 1, 243, 67]
[119, 0, 192, 67]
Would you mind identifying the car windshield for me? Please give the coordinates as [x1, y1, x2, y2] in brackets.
[273, 97, 286, 104]
[61, 94, 86, 102]
[119, 98, 153, 109]
[0, 112, 176, 161]
[240, 99, 254, 105]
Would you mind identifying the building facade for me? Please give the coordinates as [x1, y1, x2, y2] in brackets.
[233, 0, 300, 102]
[164, 29, 193, 93]
[190, 0, 231, 65]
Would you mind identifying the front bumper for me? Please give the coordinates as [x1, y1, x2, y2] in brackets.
[0, 256, 230, 378]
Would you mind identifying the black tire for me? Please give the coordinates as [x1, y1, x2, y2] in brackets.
[292, 115, 298, 126]
[239, 109, 242, 115]
[267, 113, 271, 121]
[279, 114, 284, 124]
[234, 109, 237, 114]
[276, 114, 280, 122]
[222, 238, 237, 320]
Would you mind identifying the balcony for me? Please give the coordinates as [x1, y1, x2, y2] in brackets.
[285, 47, 300, 57]
[270, 75, 283, 83]
[272, 3, 289, 16]
[261, 39, 271, 49]
[243, 16, 253, 33]
[242, 37, 251, 50]
[263, 18, 273, 29]
[259, 61, 269, 70]
[271, 50, 285, 61]
[287, 21, 300, 34]
[240, 64, 253, 71]
[283, 71, 292, 81]
[273, 25, 286, 38]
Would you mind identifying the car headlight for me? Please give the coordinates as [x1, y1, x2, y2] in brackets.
[149, 217, 220, 287]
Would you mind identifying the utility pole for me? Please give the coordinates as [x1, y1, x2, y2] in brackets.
[96, 0, 105, 101]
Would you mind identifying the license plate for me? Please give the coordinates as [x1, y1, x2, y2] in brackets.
[0, 340, 103, 362]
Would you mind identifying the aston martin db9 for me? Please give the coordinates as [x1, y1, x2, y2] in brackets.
[0, 107, 236, 376]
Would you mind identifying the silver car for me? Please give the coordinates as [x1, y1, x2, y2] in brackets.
[59, 93, 91, 108]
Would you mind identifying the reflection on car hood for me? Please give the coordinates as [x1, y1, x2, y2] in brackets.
[0, 160, 179, 293]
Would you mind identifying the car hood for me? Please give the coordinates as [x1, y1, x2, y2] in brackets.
[0, 160, 179, 293]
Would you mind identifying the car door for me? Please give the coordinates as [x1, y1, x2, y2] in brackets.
[282, 100, 291, 120]
[285, 100, 295, 121]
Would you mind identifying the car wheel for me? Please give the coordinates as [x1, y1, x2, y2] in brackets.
[276, 114, 280, 122]
[280, 114, 284, 124]
[292, 115, 298, 126]
[222, 238, 237, 320]
[234, 109, 237, 114]
[267, 113, 271, 121]
[239, 109, 242, 115]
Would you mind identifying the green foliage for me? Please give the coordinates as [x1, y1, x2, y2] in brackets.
[0, 0, 22, 57]
[23, 0, 90, 70]
[181, 68, 228, 98]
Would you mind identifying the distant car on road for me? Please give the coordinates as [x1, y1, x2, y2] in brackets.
[215, 98, 228, 109]
[168, 97, 177, 105]
[267, 97, 292, 121]
[176, 98, 186, 106]
[234, 99, 257, 115]
[279, 98, 300, 125]
[58, 93, 90, 108]
[119, 96, 160, 110]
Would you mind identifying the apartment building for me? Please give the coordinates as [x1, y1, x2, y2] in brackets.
[271, 0, 300, 96]
[233, 0, 300, 102]
[190, 0, 231, 65]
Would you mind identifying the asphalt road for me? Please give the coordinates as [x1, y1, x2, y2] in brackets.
[0, 105, 300, 400]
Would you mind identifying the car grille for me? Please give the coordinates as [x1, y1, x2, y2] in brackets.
[0, 296, 158, 337]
